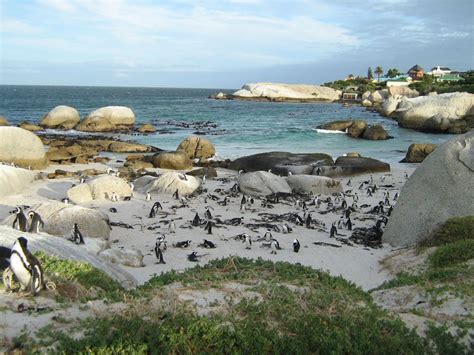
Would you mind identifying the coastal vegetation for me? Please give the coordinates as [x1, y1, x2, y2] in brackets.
[409, 71, 474, 94]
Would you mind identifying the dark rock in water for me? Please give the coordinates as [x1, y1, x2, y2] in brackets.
[347, 120, 368, 138]
[362, 125, 390, 140]
[187, 167, 218, 179]
[400, 143, 437, 163]
[316, 156, 390, 177]
[229, 152, 333, 175]
[317, 120, 354, 131]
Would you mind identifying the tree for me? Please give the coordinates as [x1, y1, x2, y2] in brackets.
[387, 68, 401, 78]
[367, 67, 373, 79]
[375, 66, 384, 81]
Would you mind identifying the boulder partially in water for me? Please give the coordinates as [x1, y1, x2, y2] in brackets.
[76, 106, 135, 132]
[233, 83, 341, 102]
[383, 131, 474, 246]
[316, 156, 390, 177]
[362, 125, 390, 140]
[401, 143, 438, 163]
[40, 105, 80, 129]
[177, 136, 216, 160]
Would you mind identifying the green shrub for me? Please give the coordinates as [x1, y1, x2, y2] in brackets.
[429, 240, 474, 268]
[420, 216, 474, 247]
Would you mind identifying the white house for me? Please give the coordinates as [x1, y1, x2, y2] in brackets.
[429, 66, 452, 77]
[386, 77, 412, 87]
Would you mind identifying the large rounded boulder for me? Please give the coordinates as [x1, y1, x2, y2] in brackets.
[362, 125, 390, 140]
[0, 165, 38, 197]
[383, 131, 474, 247]
[238, 171, 292, 197]
[316, 156, 390, 177]
[76, 106, 135, 132]
[347, 120, 368, 138]
[400, 143, 437, 163]
[67, 175, 133, 203]
[151, 151, 193, 170]
[0, 127, 48, 169]
[134, 172, 201, 196]
[286, 175, 342, 195]
[177, 136, 216, 160]
[40, 105, 80, 129]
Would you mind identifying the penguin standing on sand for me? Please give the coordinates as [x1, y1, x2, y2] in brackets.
[111, 192, 118, 202]
[270, 239, 280, 254]
[192, 213, 201, 227]
[330, 222, 337, 238]
[173, 189, 179, 200]
[168, 220, 176, 234]
[10, 237, 44, 296]
[146, 192, 151, 202]
[12, 207, 28, 232]
[305, 213, 312, 229]
[204, 220, 213, 235]
[70, 223, 85, 244]
[155, 237, 167, 264]
[27, 211, 44, 233]
[264, 231, 273, 241]
[148, 202, 163, 218]
[293, 239, 300, 253]
[244, 234, 252, 249]
[205, 207, 213, 220]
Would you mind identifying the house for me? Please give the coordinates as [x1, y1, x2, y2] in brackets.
[430, 66, 452, 77]
[342, 86, 359, 101]
[407, 65, 424, 80]
[386, 77, 412, 87]
[437, 73, 465, 82]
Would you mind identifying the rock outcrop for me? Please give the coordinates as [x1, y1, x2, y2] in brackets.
[137, 123, 156, 133]
[229, 152, 333, 176]
[19, 121, 43, 132]
[98, 248, 144, 268]
[318, 120, 389, 140]
[286, 175, 342, 195]
[67, 176, 133, 204]
[46, 144, 98, 164]
[151, 151, 193, 170]
[177, 136, 216, 160]
[395, 92, 474, 133]
[388, 86, 419, 98]
[0, 166, 38, 197]
[401, 144, 438, 163]
[347, 120, 368, 138]
[40, 105, 81, 129]
[317, 120, 353, 131]
[383, 131, 474, 246]
[232, 83, 341, 102]
[134, 172, 201, 196]
[0, 116, 9, 126]
[0, 127, 48, 169]
[76, 106, 135, 132]
[238, 171, 292, 197]
[315, 156, 390, 177]
[362, 125, 390, 140]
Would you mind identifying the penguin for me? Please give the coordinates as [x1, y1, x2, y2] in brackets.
[61, 198, 69, 204]
[337, 217, 344, 229]
[387, 206, 393, 217]
[305, 213, 312, 229]
[168, 220, 176, 234]
[188, 251, 199, 262]
[111, 192, 118, 202]
[204, 220, 213, 235]
[12, 207, 28, 232]
[107, 168, 114, 175]
[330, 222, 337, 238]
[345, 217, 353, 231]
[155, 238, 167, 264]
[341, 199, 347, 210]
[404, 172, 409, 179]
[70, 223, 85, 244]
[0, 246, 11, 271]
[347, 179, 351, 186]
[146, 192, 151, 202]
[173, 189, 179, 200]
[353, 193, 359, 203]
[202, 175, 207, 184]
[241, 195, 246, 206]
[10, 237, 44, 296]
[293, 239, 300, 253]
[178, 173, 188, 181]
[393, 192, 399, 201]
[244, 234, 252, 249]
[148, 202, 163, 218]
[240, 202, 246, 213]
[270, 239, 280, 254]
[27, 211, 44, 233]
[264, 231, 273, 241]
[179, 196, 189, 207]
[174, 240, 192, 248]
[205, 207, 213, 220]
[202, 239, 216, 249]
[109, 207, 117, 213]
[123, 196, 132, 201]
[192, 213, 201, 227]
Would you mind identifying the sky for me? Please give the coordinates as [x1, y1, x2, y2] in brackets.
[0, 0, 473, 88]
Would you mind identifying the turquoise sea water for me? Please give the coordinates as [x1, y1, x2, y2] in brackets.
[0, 85, 452, 163]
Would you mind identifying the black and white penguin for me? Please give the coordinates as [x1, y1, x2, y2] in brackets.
[204, 220, 213, 235]
[173, 189, 179, 200]
[10, 237, 44, 296]
[61, 198, 69, 204]
[244, 234, 252, 249]
[202, 239, 216, 249]
[27, 211, 44, 233]
[192, 213, 201, 227]
[330, 222, 337, 238]
[0, 246, 11, 271]
[148, 202, 163, 218]
[305, 213, 312, 229]
[205, 207, 213, 220]
[393, 192, 399, 201]
[188, 251, 199, 262]
[341, 199, 347, 210]
[345, 217, 353, 231]
[109, 207, 117, 213]
[12, 207, 28, 232]
[264, 230, 273, 241]
[270, 239, 280, 254]
[179, 196, 189, 207]
[293, 239, 300, 253]
[174, 240, 192, 248]
[347, 179, 351, 186]
[168, 220, 176, 234]
[70, 223, 85, 244]
[110, 192, 118, 202]
[145, 192, 151, 202]
[155, 237, 167, 264]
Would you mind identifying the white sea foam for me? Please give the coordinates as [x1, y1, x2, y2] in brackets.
[312, 128, 347, 134]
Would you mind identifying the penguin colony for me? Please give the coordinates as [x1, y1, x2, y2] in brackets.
[1, 167, 406, 296]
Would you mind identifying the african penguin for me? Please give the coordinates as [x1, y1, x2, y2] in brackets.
[10, 237, 44, 296]
[27, 211, 44, 234]
[12, 207, 28, 232]
[293, 239, 300, 253]
[70, 223, 85, 244]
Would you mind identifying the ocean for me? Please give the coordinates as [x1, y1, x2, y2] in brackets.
[0, 85, 452, 164]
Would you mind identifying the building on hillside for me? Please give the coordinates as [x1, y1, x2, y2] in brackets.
[437, 73, 465, 82]
[342, 86, 359, 101]
[407, 65, 424, 80]
[386, 77, 412, 87]
[378, 74, 410, 83]
[430, 66, 452, 77]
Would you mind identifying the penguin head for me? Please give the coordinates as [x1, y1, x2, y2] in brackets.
[17, 237, 28, 249]
[28, 211, 35, 218]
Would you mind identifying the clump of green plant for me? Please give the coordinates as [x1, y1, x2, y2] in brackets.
[35, 251, 123, 297]
[429, 240, 474, 268]
[23, 257, 429, 354]
[425, 322, 471, 355]
[420, 216, 474, 247]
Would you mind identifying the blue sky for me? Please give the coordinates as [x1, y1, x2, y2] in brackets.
[0, 0, 473, 88]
